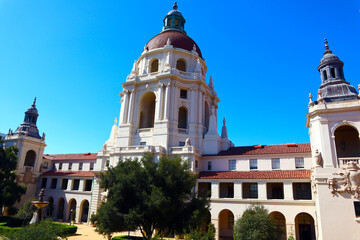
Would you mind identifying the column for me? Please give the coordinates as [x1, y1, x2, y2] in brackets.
[120, 92, 128, 124]
[169, 82, 176, 121]
[67, 179, 73, 191]
[211, 181, 219, 199]
[79, 179, 85, 192]
[198, 91, 203, 125]
[55, 178, 61, 190]
[157, 85, 164, 120]
[127, 90, 135, 124]
[164, 84, 170, 120]
[190, 89, 196, 123]
[283, 181, 293, 200]
[234, 181, 242, 199]
[258, 181, 267, 200]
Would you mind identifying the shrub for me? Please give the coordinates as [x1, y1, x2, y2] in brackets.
[0, 216, 24, 227]
[52, 222, 78, 235]
[90, 212, 98, 224]
[112, 236, 143, 240]
[15, 198, 37, 222]
[184, 223, 215, 240]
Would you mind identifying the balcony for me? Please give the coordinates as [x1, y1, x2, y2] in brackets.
[338, 157, 360, 166]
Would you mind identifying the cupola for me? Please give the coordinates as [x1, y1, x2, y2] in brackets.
[13, 98, 42, 139]
[162, 2, 186, 34]
[317, 39, 358, 103]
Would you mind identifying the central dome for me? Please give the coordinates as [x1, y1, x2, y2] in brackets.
[144, 30, 202, 59]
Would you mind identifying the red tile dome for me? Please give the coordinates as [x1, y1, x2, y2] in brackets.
[144, 31, 202, 59]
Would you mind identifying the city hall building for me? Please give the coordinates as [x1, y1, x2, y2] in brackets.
[4, 3, 360, 240]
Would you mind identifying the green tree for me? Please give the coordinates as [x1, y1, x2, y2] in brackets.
[96, 153, 209, 240]
[15, 197, 37, 222]
[0, 141, 26, 215]
[233, 203, 282, 240]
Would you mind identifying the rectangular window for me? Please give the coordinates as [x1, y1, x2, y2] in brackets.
[295, 157, 304, 169]
[59, 163, 62, 170]
[198, 182, 211, 198]
[43, 162, 48, 169]
[207, 161, 212, 171]
[106, 160, 110, 167]
[180, 89, 187, 99]
[330, 67, 336, 78]
[195, 160, 198, 169]
[61, 179, 68, 190]
[84, 180, 93, 191]
[219, 183, 234, 198]
[51, 178, 57, 189]
[72, 179, 80, 190]
[293, 182, 312, 200]
[179, 141, 185, 146]
[243, 183, 258, 199]
[250, 159, 257, 170]
[140, 142, 146, 146]
[52, 164, 56, 170]
[272, 158, 280, 169]
[229, 160, 236, 171]
[175, 18, 179, 26]
[267, 183, 284, 199]
[90, 163, 94, 171]
[41, 178, 47, 188]
[68, 163, 72, 170]
[79, 163, 83, 171]
[354, 202, 360, 217]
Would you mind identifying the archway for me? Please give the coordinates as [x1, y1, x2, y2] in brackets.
[269, 211, 286, 240]
[295, 213, 315, 240]
[176, 59, 186, 71]
[139, 92, 156, 129]
[334, 125, 360, 161]
[218, 209, 234, 240]
[150, 59, 159, 73]
[57, 198, 65, 220]
[80, 200, 90, 222]
[178, 106, 188, 129]
[68, 199, 77, 222]
[24, 150, 36, 167]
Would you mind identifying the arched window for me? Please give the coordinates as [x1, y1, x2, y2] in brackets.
[176, 59, 186, 71]
[150, 59, 159, 73]
[139, 92, 156, 128]
[24, 150, 36, 167]
[178, 106, 188, 129]
[335, 125, 360, 160]
[322, 70, 327, 81]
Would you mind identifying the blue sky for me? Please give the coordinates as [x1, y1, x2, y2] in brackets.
[0, 0, 359, 154]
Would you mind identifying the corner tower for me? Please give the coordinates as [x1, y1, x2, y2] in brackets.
[307, 39, 360, 240]
[97, 3, 233, 171]
[5, 98, 47, 205]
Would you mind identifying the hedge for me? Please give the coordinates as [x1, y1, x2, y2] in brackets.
[52, 222, 78, 235]
[112, 235, 143, 240]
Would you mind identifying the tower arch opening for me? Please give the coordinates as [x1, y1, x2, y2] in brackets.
[218, 209, 234, 240]
[24, 150, 36, 167]
[139, 92, 156, 129]
[295, 213, 315, 240]
[150, 58, 159, 73]
[176, 59, 186, 72]
[178, 106, 188, 130]
[334, 125, 360, 162]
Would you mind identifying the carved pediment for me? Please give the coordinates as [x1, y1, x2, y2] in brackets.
[328, 162, 360, 198]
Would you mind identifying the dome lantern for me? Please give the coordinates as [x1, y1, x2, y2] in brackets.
[162, 2, 186, 34]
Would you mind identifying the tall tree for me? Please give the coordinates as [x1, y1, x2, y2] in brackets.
[96, 153, 209, 240]
[233, 203, 282, 240]
[0, 141, 26, 215]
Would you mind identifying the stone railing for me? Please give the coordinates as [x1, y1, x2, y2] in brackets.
[338, 157, 360, 166]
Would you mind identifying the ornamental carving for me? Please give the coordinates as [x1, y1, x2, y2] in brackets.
[328, 162, 360, 198]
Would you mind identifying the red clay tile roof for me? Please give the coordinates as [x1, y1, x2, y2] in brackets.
[198, 170, 311, 180]
[213, 143, 311, 156]
[43, 153, 97, 161]
[41, 171, 96, 177]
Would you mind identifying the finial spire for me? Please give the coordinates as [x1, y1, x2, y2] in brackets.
[32, 97, 37, 107]
[324, 38, 332, 54]
[173, 2, 178, 10]
[223, 118, 226, 126]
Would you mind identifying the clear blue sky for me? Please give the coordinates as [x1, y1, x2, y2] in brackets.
[1, 0, 359, 154]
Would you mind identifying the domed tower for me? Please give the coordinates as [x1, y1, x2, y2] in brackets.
[307, 40, 360, 240]
[98, 3, 232, 170]
[4, 98, 47, 206]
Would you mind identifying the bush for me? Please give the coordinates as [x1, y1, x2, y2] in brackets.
[0, 216, 24, 227]
[15, 198, 37, 223]
[112, 236, 143, 240]
[90, 212, 98, 224]
[52, 222, 78, 235]
[0, 225, 23, 236]
[184, 223, 215, 240]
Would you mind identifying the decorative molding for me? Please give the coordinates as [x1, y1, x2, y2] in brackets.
[328, 163, 360, 198]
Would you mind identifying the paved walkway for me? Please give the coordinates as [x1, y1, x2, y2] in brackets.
[67, 223, 142, 240]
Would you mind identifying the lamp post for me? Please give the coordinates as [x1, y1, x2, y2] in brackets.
[70, 209, 73, 226]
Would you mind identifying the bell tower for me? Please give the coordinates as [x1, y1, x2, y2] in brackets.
[307, 39, 360, 240]
[98, 3, 233, 171]
[5, 98, 47, 205]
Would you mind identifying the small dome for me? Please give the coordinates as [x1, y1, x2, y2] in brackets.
[25, 98, 39, 116]
[318, 39, 343, 70]
[144, 30, 202, 58]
